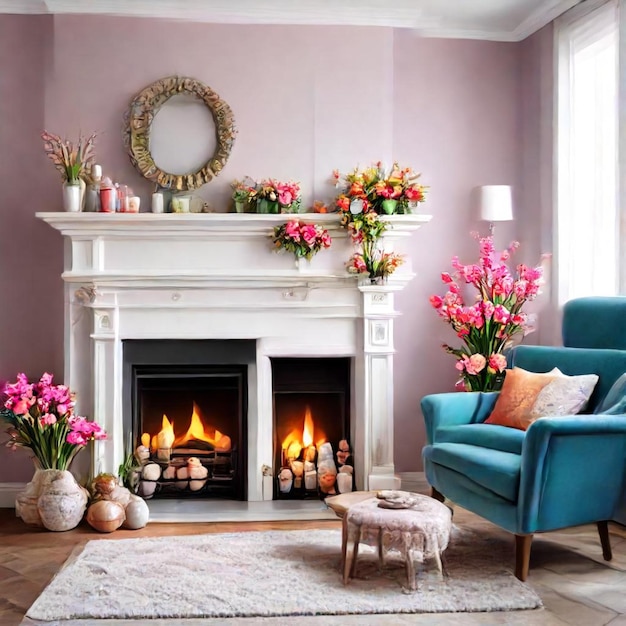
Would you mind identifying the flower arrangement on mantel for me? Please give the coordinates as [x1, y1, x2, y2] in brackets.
[332, 161, 427, 215]
[1, 372, 106, 470]
[41, 130, 97, 186]
[429, 234, 546, 392]
[272, 220, 332, 262]
[230, 177, 302, 214]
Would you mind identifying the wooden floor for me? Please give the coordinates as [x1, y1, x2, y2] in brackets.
[2, 507, 626, 626]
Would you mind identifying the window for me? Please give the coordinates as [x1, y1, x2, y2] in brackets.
[555, 0, 620, 304]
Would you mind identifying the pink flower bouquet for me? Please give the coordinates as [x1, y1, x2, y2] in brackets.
[257, 179, 302, 213]
[272, 220, 332, 260]
[1, 373, 106, 470]
[429, 234, 545, 392]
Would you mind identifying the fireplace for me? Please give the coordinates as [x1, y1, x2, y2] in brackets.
[272, 357, 352, 498]
[37, 212, 430, 512]
[123, 340, 254, 500]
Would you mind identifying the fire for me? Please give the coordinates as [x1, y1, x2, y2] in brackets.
[303, 406, 314, 448]
[176, 402, 213, 447]
[147, 402, 231, 452]
[281, 405, 326, 461]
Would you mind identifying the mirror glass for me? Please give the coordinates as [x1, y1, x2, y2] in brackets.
[149, 94, 217, 176]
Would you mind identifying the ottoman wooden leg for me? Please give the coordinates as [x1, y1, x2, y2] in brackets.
[405, 550, 417, 591]
[342, 522, 361, 585]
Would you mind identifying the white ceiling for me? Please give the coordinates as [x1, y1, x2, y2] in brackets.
[0, 0, 581, 41]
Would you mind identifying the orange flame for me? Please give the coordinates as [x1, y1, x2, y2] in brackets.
[150, 402, 232, 451]
[280, 405, 327, 460]
[175, 402, 213, 447]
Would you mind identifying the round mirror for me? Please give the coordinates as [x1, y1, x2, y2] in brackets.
[123, 76, 236, 191]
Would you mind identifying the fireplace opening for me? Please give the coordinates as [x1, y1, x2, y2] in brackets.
[123, 340, 254, 501]
[272, 357, 353, 499]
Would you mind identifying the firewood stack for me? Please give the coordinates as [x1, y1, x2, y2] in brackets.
[277, 439, 355, 499]
[133, 432, 234, 499]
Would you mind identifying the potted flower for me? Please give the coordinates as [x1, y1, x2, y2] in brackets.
[272, 220, 332, 265]
[429, 234, 546, 392]
[257, 179, 301, 214]
[1, 372, 107, 530]
[230, 177, 257, 213]
[41, 130, 97, 212]
[332, 161, 427, 215]
[1, 372, 106, 470]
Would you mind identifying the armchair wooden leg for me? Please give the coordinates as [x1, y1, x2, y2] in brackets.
[430, 487, 445, 503]
[515, 534, 533, 582]
[597, 521, 613, 561]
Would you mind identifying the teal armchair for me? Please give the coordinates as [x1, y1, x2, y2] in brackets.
[421, 297, 626, 581]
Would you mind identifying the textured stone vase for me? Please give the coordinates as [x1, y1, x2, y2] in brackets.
[35, 469, 88, 532]
[15, 468, 46, 527]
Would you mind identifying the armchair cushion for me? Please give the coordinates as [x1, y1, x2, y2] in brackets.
[484, 367, 558, 430]
[435, 423, 525, 455]
[425, 443, 521, 502]
[595, 373, 626, 415]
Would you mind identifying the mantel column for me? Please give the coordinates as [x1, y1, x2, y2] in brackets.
[358, 284, 401, 491]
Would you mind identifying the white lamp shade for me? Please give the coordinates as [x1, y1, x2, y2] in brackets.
[479, 185, 513, 222]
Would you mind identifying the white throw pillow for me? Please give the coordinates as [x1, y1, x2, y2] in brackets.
[530, 373, 599, 418]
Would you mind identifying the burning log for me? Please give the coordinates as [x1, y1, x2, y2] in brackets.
[188, 457, 208, 491]
[162, 465, 177, 480]
[290, 460, 304, 489]
[304, 470, 317, 490]
[142, 463, 161, 482]
[278, 467, 293, 493]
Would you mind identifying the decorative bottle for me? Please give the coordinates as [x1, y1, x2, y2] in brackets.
[84, 164, 102, 212]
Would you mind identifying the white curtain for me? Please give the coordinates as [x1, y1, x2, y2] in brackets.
[556, 0, 619, 304]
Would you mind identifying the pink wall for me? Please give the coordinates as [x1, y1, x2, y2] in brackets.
[0, 14, 549, 482]
[392, 33, 520, 470]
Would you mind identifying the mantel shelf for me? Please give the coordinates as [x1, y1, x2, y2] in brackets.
[36, 212, 432, 238]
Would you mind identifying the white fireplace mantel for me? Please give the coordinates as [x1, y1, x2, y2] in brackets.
[37, 211, 431, 503]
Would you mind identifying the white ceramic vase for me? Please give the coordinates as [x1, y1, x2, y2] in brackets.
[62, 182, 82, 212]
[36, 469, 88, 532]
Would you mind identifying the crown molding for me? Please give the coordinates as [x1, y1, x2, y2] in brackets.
[0, 0, 583, 41]
[513, 0, 581, 40]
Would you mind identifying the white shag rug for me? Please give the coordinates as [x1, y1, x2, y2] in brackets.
[27, 526, 542, 621]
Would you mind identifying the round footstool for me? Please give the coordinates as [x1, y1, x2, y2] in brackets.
[341, 492, 452, 591]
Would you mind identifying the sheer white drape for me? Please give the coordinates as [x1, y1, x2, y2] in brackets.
[556, 0, 619, 304]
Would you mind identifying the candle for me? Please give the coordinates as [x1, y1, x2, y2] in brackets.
[152, 193, 164, 213]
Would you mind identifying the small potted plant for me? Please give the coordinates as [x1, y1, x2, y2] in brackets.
[230, 177, 257, 213]
[41, 130, 97, 212]
[257, 179, 302, 214]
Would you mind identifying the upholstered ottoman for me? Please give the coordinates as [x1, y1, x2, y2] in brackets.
[338, 492, 451, 591]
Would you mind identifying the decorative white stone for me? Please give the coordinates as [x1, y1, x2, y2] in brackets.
[123, 495, 150, 529]
[162, 466, 177, 480]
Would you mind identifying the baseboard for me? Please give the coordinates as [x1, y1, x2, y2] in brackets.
[0, 482, 25, 508]
[398, 471, 429, 493]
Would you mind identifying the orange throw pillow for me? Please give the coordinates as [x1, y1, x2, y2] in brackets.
[484, 367, 559, 431]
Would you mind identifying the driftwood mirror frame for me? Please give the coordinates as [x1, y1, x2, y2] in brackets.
[123, 76, 237, 191]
